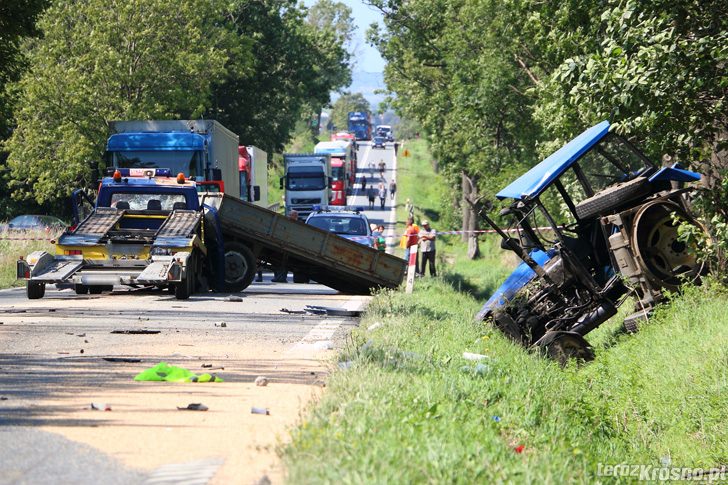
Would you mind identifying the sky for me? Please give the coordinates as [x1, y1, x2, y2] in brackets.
[305, 0, 386, 73]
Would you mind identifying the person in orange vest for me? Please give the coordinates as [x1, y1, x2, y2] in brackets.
[402, 216, 420, 272]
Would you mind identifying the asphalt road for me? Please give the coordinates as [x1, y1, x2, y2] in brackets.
[0, 140, 400, 485]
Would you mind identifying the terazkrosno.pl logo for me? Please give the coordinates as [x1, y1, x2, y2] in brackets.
[597, 463, 727, 482]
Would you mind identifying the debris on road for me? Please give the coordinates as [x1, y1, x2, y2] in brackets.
[225, 296, 243, 302]
[133, 362, 223, 383]
[111, 329, 161, 335]
[214, 322, 227, 327]
[279, 308, 306, 314]
[304, 305, 362, 317]
[103, 357, 142, 363]
[201, 363, 212, 368]
[90, 402, 112, 411]
[254, 376, 269, 387]
[313, 341, 334, 350]
[177, 403, 209, 411]
[251, 407, 270, 415]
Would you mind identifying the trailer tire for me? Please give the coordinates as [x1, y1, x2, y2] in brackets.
[574, 176, 649, 220]
[223, 242, 256, 292]
[27, 281, 45, 300]
[88, 286, 103, 295]
[75, 284, 89, 295]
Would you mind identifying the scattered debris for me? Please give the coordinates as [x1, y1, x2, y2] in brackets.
[134, 362, 223, 383]
[214, 322, 227, 328]
[338, 360, 354, 370]
[0, 396, 8, 401]
[201, 363, 212, 368]
[80, 349, 84, 354]
[492, 416, 501, 423]
[514, 445, 525, 454]
[254, 475, 271, 485]
[90, 402, 112, 411]
[304, 305, 361, 317]
[103, 357, 141, 363]
[57, 352, 70, 355]
[367, 321, 384, 331]
[460, 363, 491, 376]
[77, 333, 86, 337]
[178, 343, 194, 347]
[225, 296, 243, 302]
[279, 308, 305, 314]
[251, 407, 270, 415]
[462, 352, 488, 361]
[111, 329, 160, 335]
[177, 403, 208, 411]
[255, 376, 269, 387]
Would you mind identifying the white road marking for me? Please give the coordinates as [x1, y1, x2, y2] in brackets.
[287, 319, 343, 352]
[145, 458, 223, 485]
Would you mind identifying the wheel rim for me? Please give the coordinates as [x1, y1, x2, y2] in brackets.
[225, 250, 249, 284]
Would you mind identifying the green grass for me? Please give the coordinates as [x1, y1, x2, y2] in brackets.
[284, 274, 727, 483]
[0, 228, 55, 288]
[284, 138, 728, 483]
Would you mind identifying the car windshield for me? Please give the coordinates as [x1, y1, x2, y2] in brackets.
[114, 150, 201, 178]
[287, 166, 326, 190]
[307, 215, 368, 235]
[8, 215, 40, 227]
[110, 192, 187, 211]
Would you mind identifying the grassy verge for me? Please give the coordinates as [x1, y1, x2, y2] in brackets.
[284, 138, 727, 482]
[0, 229, 55, 288]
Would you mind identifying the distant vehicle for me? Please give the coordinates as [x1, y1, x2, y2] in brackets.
[2, 215, 66, 232]
[314, 140, 356, 205]
[305, 208, 373, 246]
[347, 112, 372, 141]
[373, 136, 386, 149]
[375, 125, 394, 142]
[281, 153, 332, 219]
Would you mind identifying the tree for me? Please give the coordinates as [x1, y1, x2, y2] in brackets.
[330, 92, 370, 131]
[5, 0, 247, 205]
[209, 0, 352, 152]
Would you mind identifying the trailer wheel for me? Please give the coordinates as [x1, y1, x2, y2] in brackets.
[27, 281, 45, 300]
[540, 331, 594, 366]
[75, 284, 89, 295]
[223, 241, 256, 292]
[88, 286, 103, 295]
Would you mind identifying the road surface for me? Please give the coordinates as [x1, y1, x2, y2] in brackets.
[0, 140, 400, 485]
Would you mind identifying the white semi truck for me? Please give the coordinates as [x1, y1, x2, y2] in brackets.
[281, 153, 332, 218]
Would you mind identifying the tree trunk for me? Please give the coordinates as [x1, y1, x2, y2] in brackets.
[461, 172, 480, 259]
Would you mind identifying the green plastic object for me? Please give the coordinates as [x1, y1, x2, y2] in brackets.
[133, 362, 223, 383]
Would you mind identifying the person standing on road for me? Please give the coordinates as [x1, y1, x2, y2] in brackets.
[419, 220, 437, 277]
[378, 184, 387, 210]
[272, 210, 298, 282]
[389, 179, 397, 200]
[360, 175, 367, 192]
[367, 185, 377, 209]
[378, 159, 386, 178]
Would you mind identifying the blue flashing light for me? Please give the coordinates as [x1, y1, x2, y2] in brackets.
[105, 167, 172, 178]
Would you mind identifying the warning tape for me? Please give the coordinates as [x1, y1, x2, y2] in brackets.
[345, 226, 556, 243]
[0, 236, 56, 241]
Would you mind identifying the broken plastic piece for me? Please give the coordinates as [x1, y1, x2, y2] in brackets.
[90, 402, 111, 411]
[177, 403, 208, 411]
[251, 407, 270, 415]
[254, 376, 269, 387]
[462, 352, 488, 361]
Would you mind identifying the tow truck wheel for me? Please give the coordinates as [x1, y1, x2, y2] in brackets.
[174, 252, 197, 300]
[27, 281, 45, 300]
[223, 241, 256, 292]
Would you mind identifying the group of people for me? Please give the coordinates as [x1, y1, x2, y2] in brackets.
[361, 159, 397, 211]
[401, 217, 437, 277]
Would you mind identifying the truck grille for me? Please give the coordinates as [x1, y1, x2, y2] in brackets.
[291, 198, 321, 204]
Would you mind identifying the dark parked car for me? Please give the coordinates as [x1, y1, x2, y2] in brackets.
[373, 136, 386, 149]
[2, 215, 67, 233]
[477, 121, 704, 364]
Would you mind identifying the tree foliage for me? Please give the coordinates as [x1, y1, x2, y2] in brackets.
[3, 0, 353, 207]
[330, 92, 370, 131]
